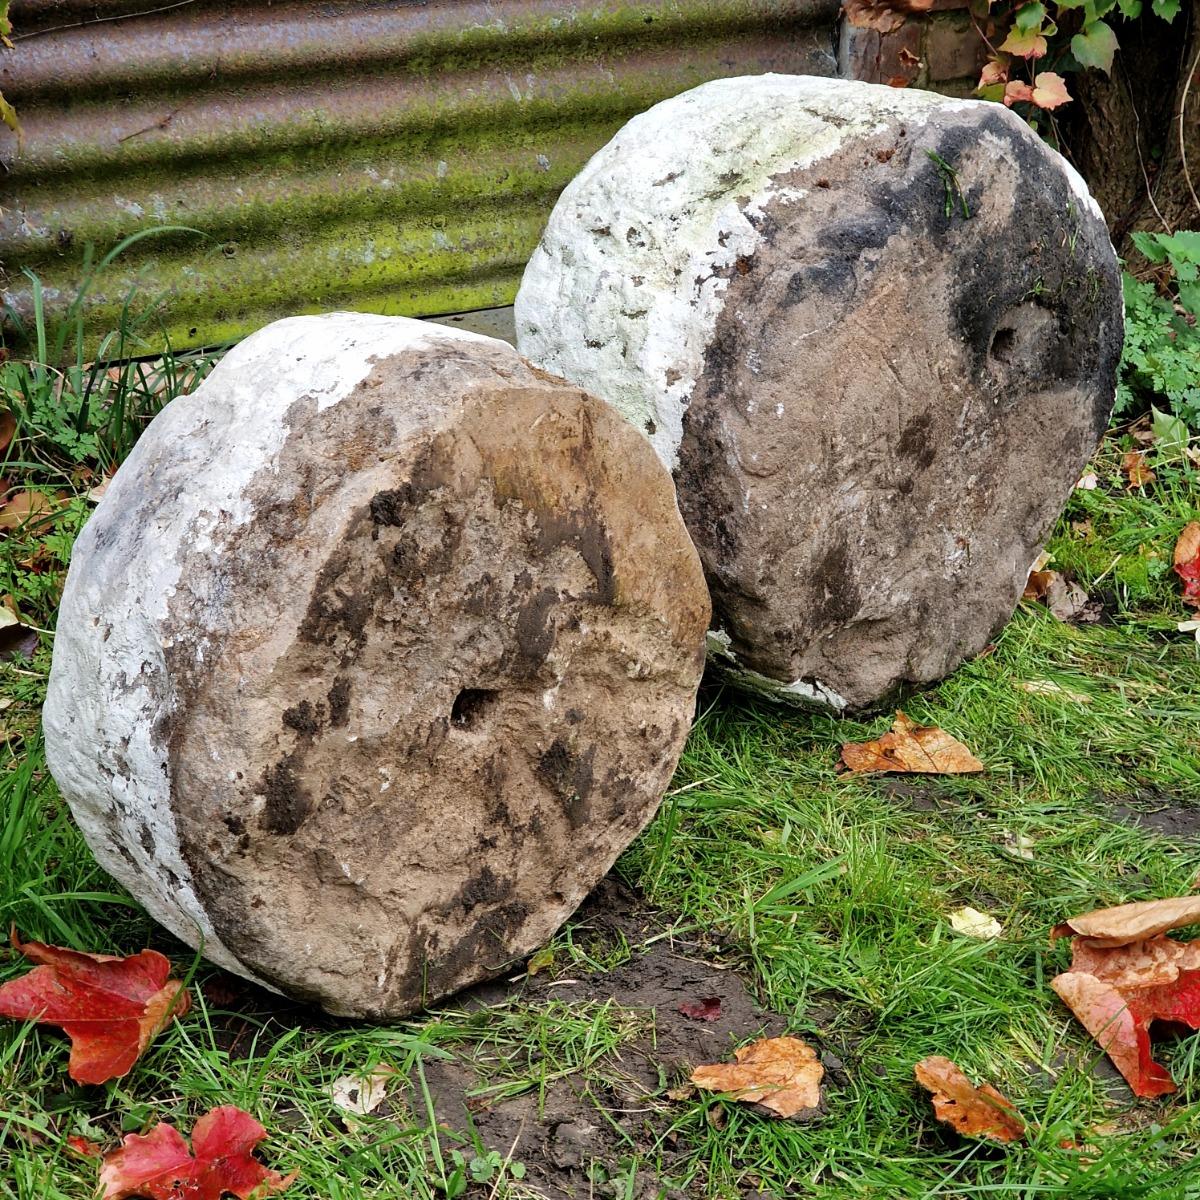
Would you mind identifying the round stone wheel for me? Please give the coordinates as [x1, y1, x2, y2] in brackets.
[44, 313, 709, 1017]
[515, 74, 1123, 710]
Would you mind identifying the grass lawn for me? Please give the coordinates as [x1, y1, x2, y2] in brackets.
[2, 306, 1200, 1198]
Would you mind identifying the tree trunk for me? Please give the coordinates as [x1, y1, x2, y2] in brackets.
[1061, 1, 1200, 248]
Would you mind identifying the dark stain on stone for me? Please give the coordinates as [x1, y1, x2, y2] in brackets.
[897, 412, 936, 471]
[457, 865, 511, 913]
[327, 677, 351, 727]
[810, 543, 860, 631]
[282, 699, 321, 734]
[420, 898, 533, 998]
[536, 738, 595, 829]
[369, 484, 416, 527]
[138, 823, 154, 854]
[515, 587, 559, 667]
[261, 757, 312, 835]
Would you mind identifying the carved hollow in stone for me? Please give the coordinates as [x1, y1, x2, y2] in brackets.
[43, 313, 709, 1017]
[515, 74, 1123, 710]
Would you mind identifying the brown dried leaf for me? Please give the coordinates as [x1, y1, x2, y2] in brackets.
[0, 409, 14, 458]
[0, 489, 59, 534]
[1120, 450, 1155, 488]
[691, 1035, 823, 1119]
[842, 0, 934, 33]
[913, 1056, 1025, 1142]
[839, 712, 983, 775]
[1050, 896, 1200, 947]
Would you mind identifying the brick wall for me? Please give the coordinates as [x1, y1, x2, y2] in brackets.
[839, 1, 991, 95]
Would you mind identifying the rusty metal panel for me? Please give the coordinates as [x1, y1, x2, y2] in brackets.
[0, 0, 839, 352]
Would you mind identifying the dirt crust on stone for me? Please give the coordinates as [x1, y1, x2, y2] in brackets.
[517, 76, 1123, 710]
[44, 315, 709, 1018]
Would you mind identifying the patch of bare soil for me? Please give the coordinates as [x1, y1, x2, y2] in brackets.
[416, 877, 830, 1199]
[1105, 792, 1200, 841]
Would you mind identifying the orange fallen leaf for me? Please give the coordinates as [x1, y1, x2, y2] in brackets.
[0, 932, 191, 1084]
[1023, 568, 1055, 601]
[1173, 522, 1200, 608]
[100, 1106, 296, 1199]
[1120, 450, 1155, 489]
[839, 712, 983, 775]
[67, 1134, 103, 1157]
[914, 1056, 1025, 1142]
[1050, 896, 1200, 947]
[690, 1035, 823, 1119]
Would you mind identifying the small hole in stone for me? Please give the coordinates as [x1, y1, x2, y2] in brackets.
[451, 688, 500, 728]
[990, 326, 1017, 363]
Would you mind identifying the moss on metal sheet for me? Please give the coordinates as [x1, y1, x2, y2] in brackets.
[0, 0, 839, 353]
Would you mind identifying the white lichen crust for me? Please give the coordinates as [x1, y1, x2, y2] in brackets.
[44, 315, 476, 983]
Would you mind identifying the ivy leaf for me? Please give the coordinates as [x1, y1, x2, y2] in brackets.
[1117, 0, 1143, 15]
[1014, 1, 1046, 29]
[999, 28, 1048, 56]
[1152, 0, 1181, 17]
[1071, 20, 1119, 73]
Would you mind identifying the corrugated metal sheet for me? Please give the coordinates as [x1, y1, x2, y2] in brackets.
[0, 0, 839, 352]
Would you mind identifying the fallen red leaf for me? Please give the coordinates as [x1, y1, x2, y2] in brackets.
[1173, 523, 1200, 608]
[1050, 897, 1200, 1097]
[678, 997, 722, 1022]
[691, 1035, 823, 1119]
[0, 933, 190, 1084]
[99, 1106, 296, 1200]
[839, 712, 983, 775]
[914, 1056, 1025, 1142]
[67, 1134, 103, 1157]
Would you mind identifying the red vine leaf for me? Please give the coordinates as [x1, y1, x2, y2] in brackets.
[999, 29, 1048, 58]
[1051, 897, 1200, 1097]
[979, 58, 1010, 87]
[913, 1056, 1025, 1142]
[1005, 74, 1072, 110]
[1173, 522, 1200, 607]
[0, 932, 190, 1084]
[99, 1106, 296, 1200]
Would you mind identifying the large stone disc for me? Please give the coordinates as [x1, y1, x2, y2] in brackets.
[43, 313, 709, 1017]
[516, 74, 1123, 710]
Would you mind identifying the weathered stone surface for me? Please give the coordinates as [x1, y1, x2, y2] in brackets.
[516, 74, 1123, 710]
[43, 313, 709, 1017]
